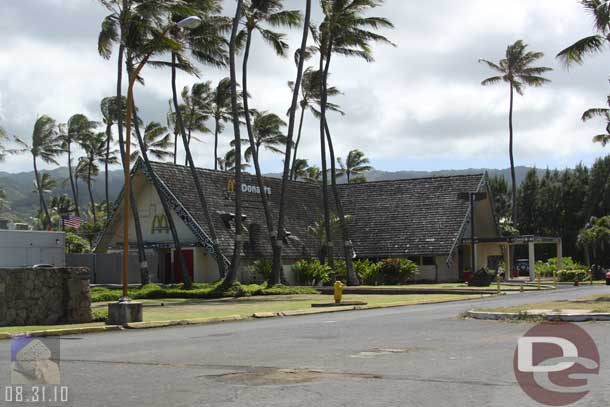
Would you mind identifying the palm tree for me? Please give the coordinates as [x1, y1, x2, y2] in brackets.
[97, 0, 152, 281]
[14, 116, 62, 230]
[231, 110, 287, 162]
[288, 67, 343, 180]
[291, 158, 310, 179]
[557, 1, 610, 67]
[164, 1, 231, 285]
[100, 96, 127, 218]
[223, 0, 246, 288]
[33, 173, 58, 228]
[577, 215, 610, 266]
[581, 97, 610, 146]
[130, 122, 174, 161]
[318, 0, 394, 285]
[337, 149, 372, 183]
[210, 78, 234, 170]
[236, 0, 300, 284]
[78, 132, 109, 226]
[0, 189, 8, 212]
[176, 82, 213, 165]
[50, 194, 75, 219]
[303, 165, 322, 183]
[480, 40, 552, 223]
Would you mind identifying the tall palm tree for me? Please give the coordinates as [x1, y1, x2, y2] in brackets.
[291, 158, 310, 179]
[557, 1, 610, 67]
[130, 122, 174, 161]
[50, 194, 75, 219]
[480, 40, 552, 223]
[238, 0, 301, 284]
[100, 96, 127, 218]
[288, 67, 343, 180]
[97, 0, 152, 279]
[318, 0, 393, 285]
[337, 149, 372, 183]
[223, 0, 246, 288]
[33, 173, 57, 226]
[15, 116, 62, 230]
[167, 0, 231, 284]
[210, 78, 234, 170]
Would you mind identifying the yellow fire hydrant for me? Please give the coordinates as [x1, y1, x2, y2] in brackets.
[334, 281, 344, 304]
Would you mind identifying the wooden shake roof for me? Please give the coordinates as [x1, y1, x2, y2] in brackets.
[142, 161, 486, 260]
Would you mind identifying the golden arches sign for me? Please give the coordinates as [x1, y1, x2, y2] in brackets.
[151, 214, 170, 234]
[227, 178, 236, 193]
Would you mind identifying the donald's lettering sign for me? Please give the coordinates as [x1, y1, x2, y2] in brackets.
[226, 178, 271, 196]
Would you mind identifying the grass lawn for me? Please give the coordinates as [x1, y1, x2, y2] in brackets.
[1, 293, 483, 336]
[475, 294, 610, 314]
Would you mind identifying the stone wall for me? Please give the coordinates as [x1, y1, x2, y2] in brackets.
[0, 267, 92, 326]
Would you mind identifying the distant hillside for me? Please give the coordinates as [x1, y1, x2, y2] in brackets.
[0, 165, 544, 222]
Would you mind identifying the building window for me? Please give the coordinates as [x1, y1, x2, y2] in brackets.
[407, 256, 419, 264]
[422, 256, 435, 266]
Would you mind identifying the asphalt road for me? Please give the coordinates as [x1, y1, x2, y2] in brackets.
[1, 285, 610, 407]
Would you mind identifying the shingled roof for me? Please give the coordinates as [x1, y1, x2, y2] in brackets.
[336, 174, 485, 258]
[118, 162, 486, 260]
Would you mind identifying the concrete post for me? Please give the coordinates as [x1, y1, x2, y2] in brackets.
[556, 240, 563, 271]
[504, 243, 511, 280]
[528, 241, 536, 281]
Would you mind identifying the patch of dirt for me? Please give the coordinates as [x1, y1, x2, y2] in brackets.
[209, 367, 382, 386]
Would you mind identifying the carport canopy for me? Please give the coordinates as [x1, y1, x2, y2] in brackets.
[461, 235, 562, 281]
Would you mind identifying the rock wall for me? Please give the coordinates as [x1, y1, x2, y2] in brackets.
[0, 267, 91, 326]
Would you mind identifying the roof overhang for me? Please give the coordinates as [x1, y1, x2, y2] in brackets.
[461, 235, 562, 244]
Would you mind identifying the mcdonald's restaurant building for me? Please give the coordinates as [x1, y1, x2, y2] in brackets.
[95, 160, 561, 284]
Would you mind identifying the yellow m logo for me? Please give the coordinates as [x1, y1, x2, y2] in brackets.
[227, 178, 236, 193]
[151, 214, 170, 234]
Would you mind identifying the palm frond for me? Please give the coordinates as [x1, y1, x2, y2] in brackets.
[556, 35, 606, 67]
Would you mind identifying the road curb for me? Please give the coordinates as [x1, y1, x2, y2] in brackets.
[466, 310, 610, 322]
[0, 295, 492, 339]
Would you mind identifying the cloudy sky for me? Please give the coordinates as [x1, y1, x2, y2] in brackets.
[0, 0, 609, 174]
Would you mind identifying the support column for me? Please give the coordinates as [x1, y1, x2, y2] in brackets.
[504, 243, 511, 280]
[473, 243, 478, 272]
[528, 241, 536, 281]
[556, 240, 563, 271]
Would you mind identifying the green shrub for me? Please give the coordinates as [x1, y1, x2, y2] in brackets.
[249, 259, 273, 281]
[354, 260, 381, 285]
[536, 257, 586, 278]
[292, 259, 332, 286]
[91, 308, 108, 322]
[333, 260, 347, 283]
[65, 232, 90, 254]
[557, 270, 589, 282]
[378, 258, 419, 285]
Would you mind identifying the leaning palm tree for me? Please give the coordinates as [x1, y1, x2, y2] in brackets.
[317, 0, 394, 285]
[288, 67, 343, 180]
[175, 82, 213, 164]
[480, 40, 552, 223]
[97, 0, 152, 280]
[33, 173, 57, 227]
[238, 0, 301, 284]
[557, 1, 610, 67]
[337, 149, 372, 183]
[14, 115, 62, 230]
[130, 122, 174, 161]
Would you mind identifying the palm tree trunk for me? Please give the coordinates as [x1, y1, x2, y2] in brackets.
[241, 28, 283, 285]
[116, 32, 149, 284]
[104, 124, 111, 220]
[33, 155, 50, 230]
[67, 143, 80, 216]
[87, 157, 97, 225]
[214, 117, 220, 171]
[184, 105, 196, 167]
[289, 104, 306, 180]
[223, 0, 245, 289]
[509, 83, 517, 224]
[325, 120, 359, 285]
[170, 52, 227, 282]
[319, 44, 334, 269]
[274, 0, 312, 282]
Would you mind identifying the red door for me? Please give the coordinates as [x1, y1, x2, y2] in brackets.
[172, 249, 194, 284]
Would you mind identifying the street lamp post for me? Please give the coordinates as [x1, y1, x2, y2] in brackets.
[109, 16, 201, 325]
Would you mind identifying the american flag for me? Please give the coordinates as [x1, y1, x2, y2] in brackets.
[62, 215, 82, 229]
